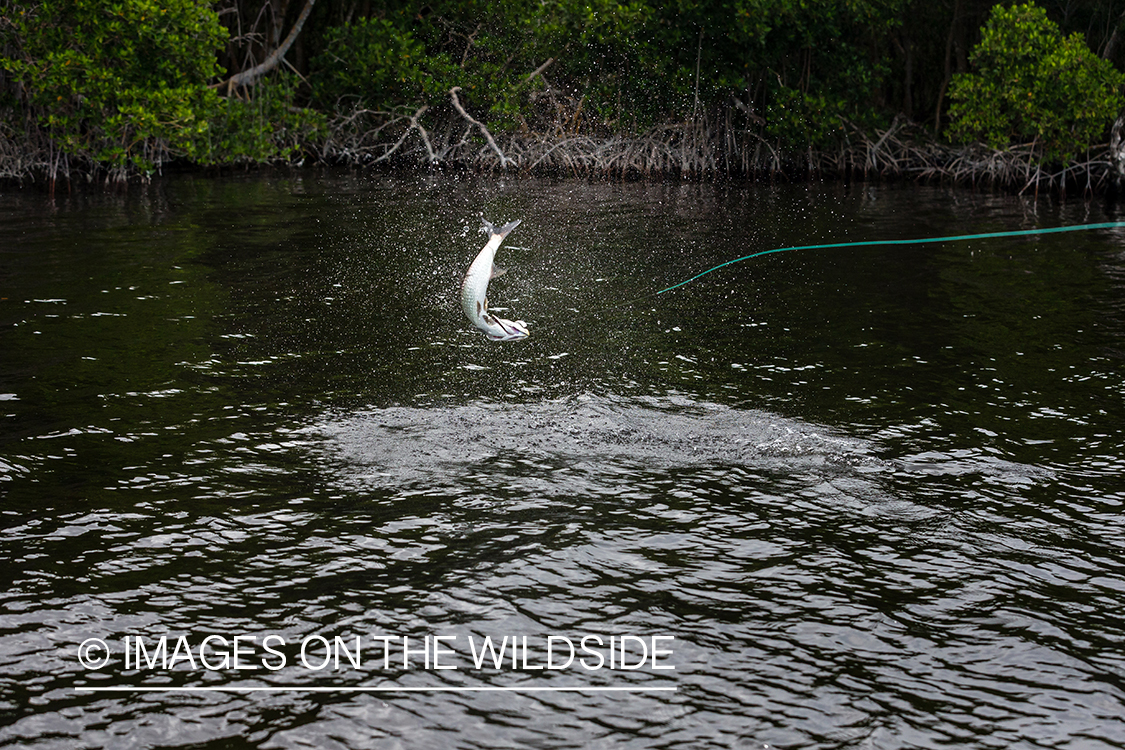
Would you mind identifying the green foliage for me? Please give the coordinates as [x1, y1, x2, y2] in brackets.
[6, 0, 1125, 179]
[307, 0, 907, 146]
[947, 2, 1125, 162]
[1, 0, 328, 175]
[527, 0, 656, 128]
[2, 0, 228, 173]
[310, 17, 435, 111]
[201, 73, 327, 164]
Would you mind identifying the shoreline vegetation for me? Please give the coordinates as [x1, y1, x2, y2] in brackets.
[3, 0, 1125, 195]
[314, 107, 1125, 198]
[6, 103, 1123, 199]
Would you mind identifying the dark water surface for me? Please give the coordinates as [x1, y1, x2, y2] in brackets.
[2, 172, 1125, 749]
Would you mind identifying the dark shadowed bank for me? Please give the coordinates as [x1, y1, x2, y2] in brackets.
[3, 0, 1125, 194]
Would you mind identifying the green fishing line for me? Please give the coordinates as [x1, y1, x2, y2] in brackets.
[656, 221, 1125, 295]
[530, 220, 1125, 335]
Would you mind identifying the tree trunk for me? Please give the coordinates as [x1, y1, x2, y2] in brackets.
[933, 0, 962, 134]
[269, 0, 291, 50]
[1102, 8, 1125, 62]
[894, 32, 913, 119]
[1110, 112, 1125, 186]
[219, 0, 316, 90]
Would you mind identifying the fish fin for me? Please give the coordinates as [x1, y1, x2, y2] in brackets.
[496, 219, 522, 238]
[481, 217, 522, 238]
[490, 264, 508, 279]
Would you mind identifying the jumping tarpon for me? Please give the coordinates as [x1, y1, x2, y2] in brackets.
[461, 218, 529, 341]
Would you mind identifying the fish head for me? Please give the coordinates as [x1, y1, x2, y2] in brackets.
[487, 318, 530, 341]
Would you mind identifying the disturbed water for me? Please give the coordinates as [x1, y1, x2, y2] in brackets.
[2, 172, 1125, 749]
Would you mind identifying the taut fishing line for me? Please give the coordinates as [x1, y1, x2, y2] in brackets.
[653, 221, 1125, 296]
[526, 221, 1125, 336]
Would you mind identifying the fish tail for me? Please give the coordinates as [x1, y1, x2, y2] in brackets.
[481, 217, 522, 238]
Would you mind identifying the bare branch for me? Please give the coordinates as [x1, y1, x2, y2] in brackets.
[373, 106, 433, 164]
[449, 87, 513, 168]
[215, 0, 317, 91]
[524, 58, 555, 85]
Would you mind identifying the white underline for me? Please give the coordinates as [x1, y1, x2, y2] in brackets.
[75, 685, 676, 693]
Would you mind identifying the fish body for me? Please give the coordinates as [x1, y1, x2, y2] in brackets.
[461, 218, 529, 341]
